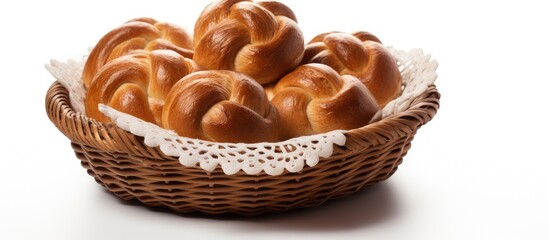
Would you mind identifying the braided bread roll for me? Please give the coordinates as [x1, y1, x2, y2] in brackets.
[83, 17, 193, 88]
[162, 70, 280, 143]
[271, 63, 379, 139]
[193, 0, 304, 85]
[85, 50, 199, 124]
[302, 31, 401, 107]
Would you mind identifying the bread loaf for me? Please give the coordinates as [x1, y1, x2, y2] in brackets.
[270, 63, 379, 139]
[162, 70, 280, 143]
[81, 3, 404, 143]
[193, 0, 304, 85]
[82, 17, 193, 88]
[85, 50, 199, 124]
[302, 31, 401, 107]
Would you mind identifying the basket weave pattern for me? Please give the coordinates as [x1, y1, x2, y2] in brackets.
[46, 81, 440, 215]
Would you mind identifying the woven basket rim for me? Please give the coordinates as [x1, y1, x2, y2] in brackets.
[46, 81, 440, 168]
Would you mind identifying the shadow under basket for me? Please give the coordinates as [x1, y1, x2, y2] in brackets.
[45, 81, 440, 216]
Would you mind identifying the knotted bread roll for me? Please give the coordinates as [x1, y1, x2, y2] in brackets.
[302, 31, 401, 107]
[83, 17, 193, 88]
[85, 50, 199, 125]
[193, 0, 304, 85]
[162, 70, 280, 143]
[271, 63, 379, 139]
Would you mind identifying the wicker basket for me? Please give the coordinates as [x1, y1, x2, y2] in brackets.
[45, 81, 440, 216]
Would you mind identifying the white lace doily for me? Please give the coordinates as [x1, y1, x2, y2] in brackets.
[99, 104, 345, 175]
[45, 58, 87, 113]
[45, 47, 437, 176]
[383, 48, 439, 117]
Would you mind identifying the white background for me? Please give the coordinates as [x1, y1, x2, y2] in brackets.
[1, 0, 548, 239]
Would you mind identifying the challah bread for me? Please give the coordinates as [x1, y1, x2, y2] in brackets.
[83, 17, 193, 89]
[85, 50, 199, 124]
[162, 70, 280, 143]
[270, 63, 379, 139]
[193, 0, 304, 85]
[302, 31, 401, 107]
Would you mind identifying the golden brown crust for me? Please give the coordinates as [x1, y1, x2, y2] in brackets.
[85, 50, 198, 124]
[83, 18, 193, 89]
[193, 0, 304, 85]
[302, 31, 401, 107]
[271, 63, 379, 139]
[263, 81, 277, 100]
[256, 1, 297, 22]
[162, 70, 281, 143]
